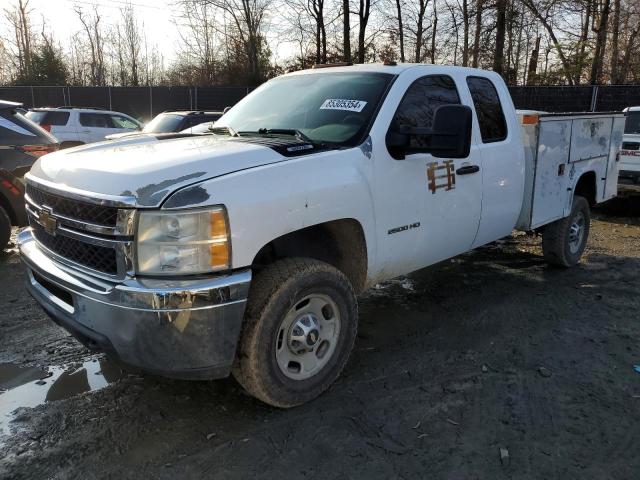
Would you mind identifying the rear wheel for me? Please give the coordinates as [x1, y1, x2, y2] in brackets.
[0, 206, 11, 251]
[233, 258, 358, 408]
[542, 195, 590, 267]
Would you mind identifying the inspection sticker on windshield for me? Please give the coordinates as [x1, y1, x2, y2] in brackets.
[320, 99, 367, 112]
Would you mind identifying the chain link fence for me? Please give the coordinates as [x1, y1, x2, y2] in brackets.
[1, 84, 639, 121]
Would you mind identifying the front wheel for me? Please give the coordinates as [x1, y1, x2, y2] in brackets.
[542, 195, 591, 267]
[233, 258, 358, 408]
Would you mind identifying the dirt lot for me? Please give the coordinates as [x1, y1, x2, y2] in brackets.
[1, 194, 640, 480]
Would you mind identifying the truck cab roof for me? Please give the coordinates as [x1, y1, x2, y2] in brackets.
[284, 62, 502, 78]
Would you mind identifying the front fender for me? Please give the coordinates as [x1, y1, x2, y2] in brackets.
[162, 148, 378, 274]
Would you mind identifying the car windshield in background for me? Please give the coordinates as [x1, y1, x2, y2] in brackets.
[217, 72, 395, 146]
[143, 113, 184, 133]
[625, 112, 640, 134]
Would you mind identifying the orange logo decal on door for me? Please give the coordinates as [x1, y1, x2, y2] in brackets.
[427, 161, 456, 194]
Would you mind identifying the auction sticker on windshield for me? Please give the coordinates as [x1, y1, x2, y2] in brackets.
[320, 99, 367, 112]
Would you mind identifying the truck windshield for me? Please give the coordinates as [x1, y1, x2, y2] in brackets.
[625, 111, 640, 134]
[217, 72, 394, 146]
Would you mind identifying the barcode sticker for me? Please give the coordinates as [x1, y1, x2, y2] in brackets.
[320, 99, 367, 112]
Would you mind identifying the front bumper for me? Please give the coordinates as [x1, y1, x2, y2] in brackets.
[18, 228, 251, 380]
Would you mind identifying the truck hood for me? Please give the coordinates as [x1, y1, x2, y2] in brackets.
[28, 134, 286, 207]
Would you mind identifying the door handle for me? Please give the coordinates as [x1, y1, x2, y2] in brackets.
[456, 165, 480, 175]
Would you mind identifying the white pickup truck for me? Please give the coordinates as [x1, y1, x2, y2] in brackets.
[619, 106, 640, 183]
[18, 64, 623, 407]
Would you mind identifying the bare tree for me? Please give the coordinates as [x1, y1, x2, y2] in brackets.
[3, 0, 35, 82]
[74, 6, 106, 85]
[195, 0, 272, 84]
[355, 0, 373, 62]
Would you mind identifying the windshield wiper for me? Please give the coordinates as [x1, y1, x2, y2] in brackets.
[252, 128, 315, 144]
[208, 125, 238, 137]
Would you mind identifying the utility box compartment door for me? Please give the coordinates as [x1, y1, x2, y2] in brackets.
[569, 117, 613, 163]
[530, 119, 571, 229]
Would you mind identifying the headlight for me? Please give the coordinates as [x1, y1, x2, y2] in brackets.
[136, 207, 230, 275]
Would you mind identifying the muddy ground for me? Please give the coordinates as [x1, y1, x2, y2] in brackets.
[1, 192, 640, 480]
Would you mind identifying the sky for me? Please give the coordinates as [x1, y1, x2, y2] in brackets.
[10, 0, 190, 63]
[5, 0, 293, 66]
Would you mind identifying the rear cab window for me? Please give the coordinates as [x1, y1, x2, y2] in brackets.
[25, 110, 70, 126]
[466, 76, 508, 143]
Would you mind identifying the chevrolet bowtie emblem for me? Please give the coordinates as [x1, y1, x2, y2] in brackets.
[39, 208, 58, 236]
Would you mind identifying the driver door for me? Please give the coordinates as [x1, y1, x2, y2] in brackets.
[370, 72, 483, 279]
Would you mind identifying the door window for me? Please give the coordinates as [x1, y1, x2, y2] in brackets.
[110, 115, 139, 129]
[466, 77, 507, 143]
[389, 75, 461, 150]
[79, 113, 113, 128]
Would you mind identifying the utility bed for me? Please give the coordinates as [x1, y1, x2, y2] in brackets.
[516, 111, 624, 231]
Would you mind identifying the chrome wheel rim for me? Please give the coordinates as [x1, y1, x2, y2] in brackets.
[275, 294, 341, 380]
[568, 211, 586, 254]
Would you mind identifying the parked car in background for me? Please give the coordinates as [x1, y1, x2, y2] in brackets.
[620, 106, 640, 183]
[26, 107, 141, 148]
[0, 100, 58, 250]
[106, 111, 224, 140]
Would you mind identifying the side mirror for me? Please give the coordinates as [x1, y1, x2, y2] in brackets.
[386, 104, 473, 160]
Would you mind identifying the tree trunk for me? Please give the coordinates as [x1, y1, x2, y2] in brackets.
[430, 0, 437, 63]
[472, 0, 483, 68]
[610, 0, 621, 84]
[576, 0, 592, 84]
[589, 0, 611, 85]
[357, 0, 371, 63]
[526, 35, 540, 85]
[395, 0, 405, 62]
[415, 0, 428, 62]
[343, 0, 351, 62]
[620, 25, 640, 83]
[493, 0, 507, 76]
[462, 0, 469, 66]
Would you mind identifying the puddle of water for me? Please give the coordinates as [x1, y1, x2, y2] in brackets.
[0, 358, 124, 436]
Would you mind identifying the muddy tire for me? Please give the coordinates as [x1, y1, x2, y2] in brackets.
[0, 206, 11, 251]
[542, 195, 590, 267]
[233, 258, 358, 408]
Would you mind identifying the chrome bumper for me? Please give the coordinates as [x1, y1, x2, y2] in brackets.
[18, 228, 251, 380]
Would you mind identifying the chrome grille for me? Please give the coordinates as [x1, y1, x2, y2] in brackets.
[26, 184, 119, 226]
[25, 181, 134, 279]
[32, 223, 118, 275]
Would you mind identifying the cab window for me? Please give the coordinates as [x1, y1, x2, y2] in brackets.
[79, 113, 112, 128]
[389, 75, 461, 149]
[466, 76, 507, 143]
[110, 115, 139, 129]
